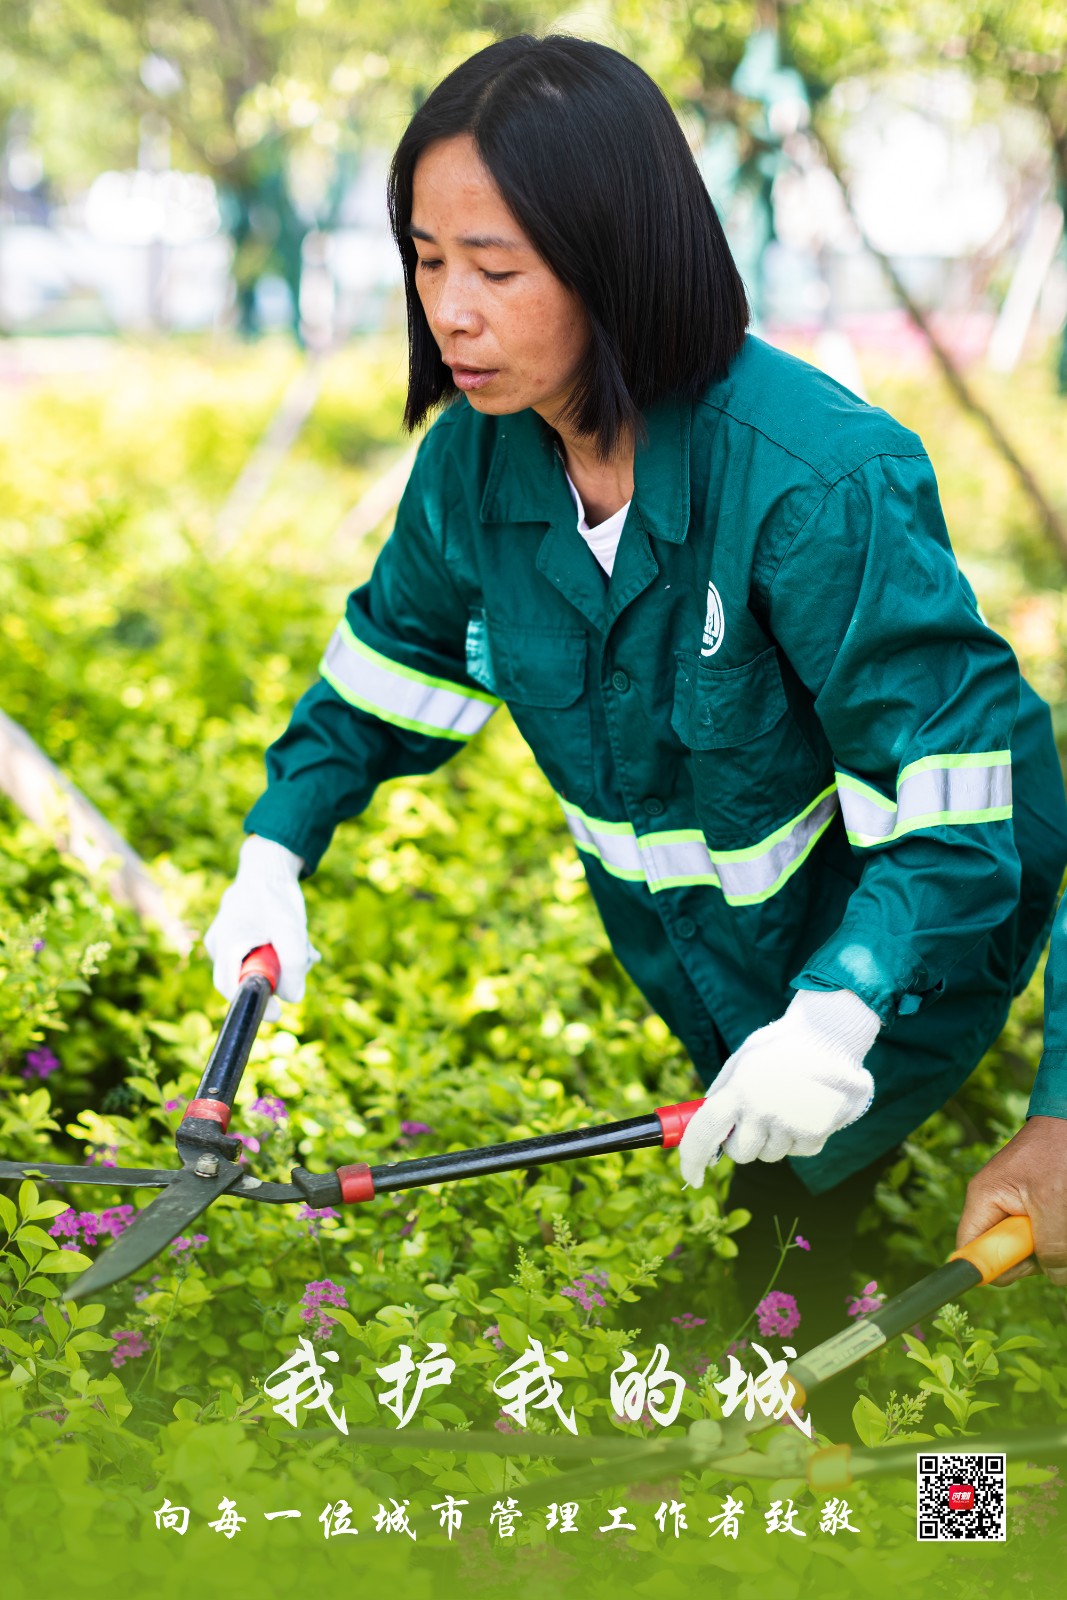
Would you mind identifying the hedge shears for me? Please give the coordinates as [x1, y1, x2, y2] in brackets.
[0, 942, 1040, 1388]
[1, 944, 709, 1301]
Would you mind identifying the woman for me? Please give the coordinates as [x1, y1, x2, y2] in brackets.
[206, 34, 1067, 1341]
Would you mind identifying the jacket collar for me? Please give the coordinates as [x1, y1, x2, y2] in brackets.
[479, 393, 692, 544]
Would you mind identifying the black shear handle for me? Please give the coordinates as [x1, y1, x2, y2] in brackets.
[181, 944, 281, 1139]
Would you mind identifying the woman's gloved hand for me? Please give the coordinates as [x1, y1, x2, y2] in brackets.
[203, 835, 321, 1022]
[678, 988, 881, 1186]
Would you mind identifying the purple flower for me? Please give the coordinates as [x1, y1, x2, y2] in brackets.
[169, 1233, 208, 1255]
[846, 1280, 884, 1318]
[670, 1312, 707, 1331]
[297, 1205, 340, 1237]
[99, 1206, 135, 1239]
[300, 1278, 348, 1343]
[666, 1242, 684, 1260]
[49, 1208, 82, 1241]
[84, 1143, 118, 1167]
[233, 1132, 261, 1155]
[132, 1274, 162, 1304]
[494, 1412, 520, 1434]
[795, 1235, 811, 1251]
[22, 1048, 59, 1081]
[561, 1269, 610, 1315]
[48, 1209, 109, 1247]
[396, 1120, 435, 1149]
[32, 938, 46, 953]
[163, 1097, 185, 1113]
[724, 1338, 749, 1359]
[110, 1329, 149, 1369]
[302, 1279, 348, 1309]
[755, 1290, 801, 1339]
[250, 1095, 288, 1123]
[482, 1324, 506, 1350]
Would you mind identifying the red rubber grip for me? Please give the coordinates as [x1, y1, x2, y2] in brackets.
[655, 1099, 707, 1148]
[239, 944, 281, 992]
[183, 1098, 232, 1131]
[337, 1163, 376, 1204]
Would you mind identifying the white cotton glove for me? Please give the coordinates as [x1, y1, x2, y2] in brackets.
[678, 988, 881, 1187]
[203, 835, 321, 1023]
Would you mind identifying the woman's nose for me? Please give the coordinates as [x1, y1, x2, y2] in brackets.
[426, 271, 479, 337]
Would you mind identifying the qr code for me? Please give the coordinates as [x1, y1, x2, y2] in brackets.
[916, 1453, 1006, 1541]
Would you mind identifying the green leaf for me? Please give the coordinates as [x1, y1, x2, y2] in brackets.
[495, 1314, 530, 1352]
[30, 1201, 74, 1221]
[851, 1394, 888, 1448]
[998, 1335, 1045, 1353]
[23, 1276, 61, 1299]
[324, 1309, 361, 1337]
[41, 1300, 69, 1348]
[36, 1249, 92, 1275]
[125, 1076, 160, 1101]
[16, 1225, 58, 1251]
[0, 1329, 35, 1358]
[933, 1354, 955, 1388]
[0, 1196, 16, 1235]
[67, 1332, 119, 1352]
[17, 1181, 40, 1219]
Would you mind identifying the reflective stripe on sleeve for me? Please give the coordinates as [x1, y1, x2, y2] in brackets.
[561, 786, 839, 906]
[836, 751, 1012, 847]
[319, 617, 500, 742]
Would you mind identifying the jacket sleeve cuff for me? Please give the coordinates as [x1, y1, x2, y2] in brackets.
[243, 791, 333, 878]
[791, 931, 942, 1028]
[1027, 1050, 1067, 1121]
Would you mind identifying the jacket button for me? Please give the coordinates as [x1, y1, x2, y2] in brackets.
[611, 669, 630, 692]
[643, 796, 665, 817]
[676, 916, 696, 940]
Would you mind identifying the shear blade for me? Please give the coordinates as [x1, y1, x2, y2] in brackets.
[0, 1160, 182, 1189]
[60, 1160, 243, 1301]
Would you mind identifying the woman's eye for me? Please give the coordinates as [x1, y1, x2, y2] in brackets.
[483, 271, 514, 284]
[415, 257, 441, 272]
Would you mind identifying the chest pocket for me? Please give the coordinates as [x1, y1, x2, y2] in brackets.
[671, 647, 822, 850]
[483, 621, 594, 806]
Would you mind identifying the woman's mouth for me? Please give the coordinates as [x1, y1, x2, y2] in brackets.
[449, 365, 499, 392]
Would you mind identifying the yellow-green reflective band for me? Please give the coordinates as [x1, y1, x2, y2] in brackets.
[561, 787, 839, 906]
[837, 752, 1012, 847]
[320, 618, 500, 742]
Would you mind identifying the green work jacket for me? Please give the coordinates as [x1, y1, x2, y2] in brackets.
[246, 335, 1067, 1193]
[1035, 895, 1067, 1118]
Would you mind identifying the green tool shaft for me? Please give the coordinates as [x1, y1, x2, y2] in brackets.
[790, 1257, 982, 1395]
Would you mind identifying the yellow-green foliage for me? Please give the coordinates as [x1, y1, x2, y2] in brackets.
[1, 334, 1065, 1599]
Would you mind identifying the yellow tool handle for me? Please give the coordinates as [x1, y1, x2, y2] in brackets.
[947, 1214, 1034, 1285]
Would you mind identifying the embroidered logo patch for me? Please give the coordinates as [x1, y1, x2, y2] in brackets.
[701, 582, 725, 657]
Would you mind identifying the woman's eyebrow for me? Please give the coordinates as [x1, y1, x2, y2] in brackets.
[406, 224, 523, 250]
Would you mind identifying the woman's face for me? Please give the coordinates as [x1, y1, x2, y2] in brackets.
[409, 133, 591, 430]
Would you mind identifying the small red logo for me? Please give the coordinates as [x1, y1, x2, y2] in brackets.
[948, 1484, 975, 1511]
